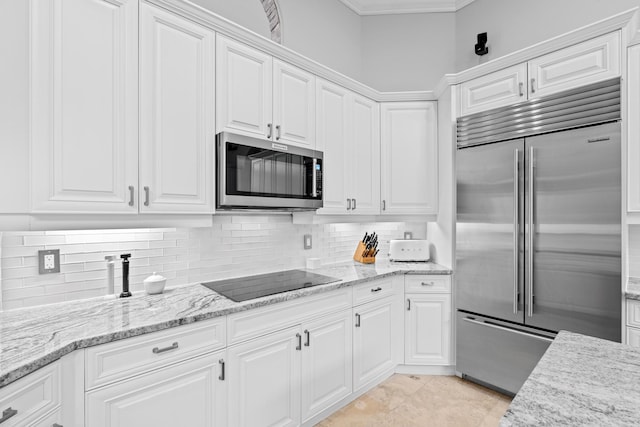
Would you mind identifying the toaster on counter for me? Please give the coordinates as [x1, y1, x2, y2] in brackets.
[389, 239, 430, 262]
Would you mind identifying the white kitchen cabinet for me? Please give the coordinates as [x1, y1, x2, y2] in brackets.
[30, 0, 139, 213]
[0, 362, 61, 427]
[86, 351, 226, 427]
[380, 102, 438, 216]
[528, 32, 620, 99]
[139, 3, 215, 214]
[405, 294, 451, 365]
[300, 310, 353, 423]
[628, 45, 640, 212]
[227, 326, 300, 427]
[316, 80, 380, 215]
[217, 35, 315, 149]
[459, 32, 620, 117]
[404, 275, 452, 366]
[315, 80, 350, 213]
[459, 64, 527, 116]
[353, 294, 402, 393]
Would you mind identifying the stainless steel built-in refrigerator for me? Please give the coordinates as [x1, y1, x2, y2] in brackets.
[455, 79, 621, 395]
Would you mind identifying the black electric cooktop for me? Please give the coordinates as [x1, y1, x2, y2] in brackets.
[201, 269, 340, 302]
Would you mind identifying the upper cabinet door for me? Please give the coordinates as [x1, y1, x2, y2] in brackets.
[349, 94, 380, 215]
[216, 35, 272, 139]
[316, 79, 350, 214]
[381, 102, 438, 216]
[139, 4, 215, 214]
[273, 60, 316, 148]
[528, 32, 620, 99]
[31, 0, 139, 213]
[459, 64, 527, 117]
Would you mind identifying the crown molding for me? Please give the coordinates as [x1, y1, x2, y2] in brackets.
[339, 0, 475, 15]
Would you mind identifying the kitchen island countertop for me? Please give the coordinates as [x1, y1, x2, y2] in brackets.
[0, 260, 451, 388]
[500, 330, 640, 426]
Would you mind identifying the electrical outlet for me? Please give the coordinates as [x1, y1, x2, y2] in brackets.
[304, 234, 312, 250]
[38, 249, 60, 274]
[404, 232, 413, 240]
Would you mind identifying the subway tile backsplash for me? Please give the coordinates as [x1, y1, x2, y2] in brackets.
[0, 215, 426, 310]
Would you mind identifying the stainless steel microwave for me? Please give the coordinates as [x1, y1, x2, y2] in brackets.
[216, 132, 323, 210]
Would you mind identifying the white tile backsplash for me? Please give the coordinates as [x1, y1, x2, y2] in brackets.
[0, 216, 426, 309]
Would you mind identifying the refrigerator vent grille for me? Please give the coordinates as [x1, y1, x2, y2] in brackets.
[456, 78, 620, 148]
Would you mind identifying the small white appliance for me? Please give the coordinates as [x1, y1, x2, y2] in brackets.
[389, 239, 430, 262]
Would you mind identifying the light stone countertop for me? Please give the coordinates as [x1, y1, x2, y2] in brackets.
[0, 260, 451, 388]
[500, 330, 640, 426]
[626, 277, 640, 301]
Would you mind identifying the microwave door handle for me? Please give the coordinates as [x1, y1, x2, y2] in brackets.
[312, 159, 317, 198]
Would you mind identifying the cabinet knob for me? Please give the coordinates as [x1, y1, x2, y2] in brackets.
[421, 281, 435, 286]
[218, 359, 225, 381]
[304, 329, 310, 347]
[530, 78, 536, 94]
[407, 298, 411, 311]
[143, 186, 150, 207]
[275, 125, 281, 141]
[295, 333, 302, 350]
[267, 123, 273, 139]
[152, 342, 179, 354]
[128, 186, 135, 207]
[355, 313, 361, 327]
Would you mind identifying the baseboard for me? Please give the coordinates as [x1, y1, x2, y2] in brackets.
[301, 369, 395, 427]
[395, 364, 456, 375]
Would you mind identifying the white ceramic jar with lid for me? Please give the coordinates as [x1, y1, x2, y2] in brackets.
[144, 272, 167, 295]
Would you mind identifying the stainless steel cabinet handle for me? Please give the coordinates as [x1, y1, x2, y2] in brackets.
[296, 333, 302, 350]
[527, 146, 535, 318]
[218, 359, 225, 381]
[347, 199, 351, 210]
[0, 407, 18, 424]
[421, 281, 435, 286]
[304, 329, 310, 347]
[144, 186, 150, 207]
[267, 123, 273, 139]
[128, 186, 134, 207]
[152, 342, 179, 354]
[530, 78, 536, 94]
[462, 317, 553, 342]
[275, 125, 281, 141]
[406, 298, 411, 311]
[355, 313, 361, 327]
[513, 149, 520, 315]
[518, 82, 524, 97]
[352, 198, 356, 210]
[382, 200, 386, 211]
[53, 424, 63, 427]
[371, 287, 382, 293]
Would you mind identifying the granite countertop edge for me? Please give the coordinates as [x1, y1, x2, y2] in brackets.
[0, 261, 452, 388]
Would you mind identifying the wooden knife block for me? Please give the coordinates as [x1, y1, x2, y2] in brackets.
[353, 241, 376, 264]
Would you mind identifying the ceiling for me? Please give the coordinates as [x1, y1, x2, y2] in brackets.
[338, 0, 476, 15]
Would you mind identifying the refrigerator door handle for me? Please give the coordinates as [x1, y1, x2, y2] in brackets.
[527, 146, 535, 318]
[513, 149, 519, 314]
[462, 317, 553, 343]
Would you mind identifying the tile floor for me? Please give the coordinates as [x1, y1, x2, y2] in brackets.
[316, 374, 512, 427]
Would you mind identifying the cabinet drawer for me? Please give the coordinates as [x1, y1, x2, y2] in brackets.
[86, 317, 226, 390]
[627, 299, 640, 328]
[31, 408, 62, 427]
[227, 287, 352, 345]
[405, 275, 451, 293]
[353, 279, 395, 306]
[0, 363, 60, 427]
[627, 327, 640, 348]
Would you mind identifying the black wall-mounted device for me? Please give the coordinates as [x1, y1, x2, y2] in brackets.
[475, 32, 488, 56]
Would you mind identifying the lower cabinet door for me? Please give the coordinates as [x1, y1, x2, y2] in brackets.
[353, 296, 400, 392]
[301, 310, 352, 422]
[405, 294, 451, 365]
[227, 326, 301, 427]
[85, 351, 226, 427]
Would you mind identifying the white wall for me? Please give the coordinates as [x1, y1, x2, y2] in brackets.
[361, 13, 456, 92]
[455, 0, 639, 71]
[0, 217, 426, 310]
[189, 0, 271, 38]
[278, 0, 363, 82]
